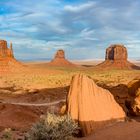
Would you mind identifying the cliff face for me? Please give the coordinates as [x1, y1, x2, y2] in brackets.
[0, 40, 14, 58]
[67, 74, 126, 136]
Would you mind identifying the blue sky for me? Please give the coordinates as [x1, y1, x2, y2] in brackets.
[0, 0, 140, 60]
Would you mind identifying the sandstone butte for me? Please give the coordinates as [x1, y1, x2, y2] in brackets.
[67, 74, 126, 136]
[48, 49, 76, 67]
[0, 40, 23, 73]
[96, 44, 140, 69]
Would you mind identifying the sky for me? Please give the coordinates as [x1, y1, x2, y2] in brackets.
[0, 0, 140, 60]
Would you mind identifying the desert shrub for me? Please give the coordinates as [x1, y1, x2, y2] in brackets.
[26, 113, 79, 140]
[1, 128, 12, 140]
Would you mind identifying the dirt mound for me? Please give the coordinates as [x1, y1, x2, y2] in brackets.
[0, 40, 24, 73]
[96, 44, 140, 70]
[67, 74, 126, 136]
[48, 49, 76, 67]
[0, 103, 40, 131]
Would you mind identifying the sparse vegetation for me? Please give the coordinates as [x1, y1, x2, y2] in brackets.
[26, 113, 79, 140]
[1, 128, 12, 140]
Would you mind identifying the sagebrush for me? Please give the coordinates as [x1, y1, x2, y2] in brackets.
[26, 113, 79, 140]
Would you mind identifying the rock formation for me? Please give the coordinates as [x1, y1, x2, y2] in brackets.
[128, 79, 140, 97]
[96, 44, 140, 69]
[126, 79, 140, 115]
[131, 93, 140, 116]
[67, 74, 126, 136]
[0, 40, 14, 58]
[48, 49, 76, 67]
[105, 44, 127, 61]
[0, 39, 23, 73]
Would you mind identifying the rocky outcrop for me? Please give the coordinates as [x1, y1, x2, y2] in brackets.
[48, 49, 76, 67]
[0, 40, 23, 73]
[0, 40, 14, 58]
[127, 79, 140, 115]
[96, 44, 140, 70]
[128, 79, 140, 97]
[131, 93, 140, 116]
[67, 74, 126, 136]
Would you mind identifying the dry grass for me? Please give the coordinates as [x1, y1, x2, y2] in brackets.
[0, 64, 140, 90]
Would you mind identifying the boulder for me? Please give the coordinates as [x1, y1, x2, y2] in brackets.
[67, 74, 126, 136]
[128, 79, 140, 97]
[96, 44, 140, 70]
[48, 49, 76, 67]
[131, 93, 140, 116]
[127, 79, 140, 115]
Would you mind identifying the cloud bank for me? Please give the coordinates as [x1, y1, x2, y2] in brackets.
[0, 0, 140, 60]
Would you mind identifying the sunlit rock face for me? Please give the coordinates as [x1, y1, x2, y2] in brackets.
[67, 74, 126, 136]
[48, 49, 76, 67]
[96, 44, 140, 70]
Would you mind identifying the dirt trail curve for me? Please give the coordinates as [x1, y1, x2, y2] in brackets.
[0, 99, 66, 107]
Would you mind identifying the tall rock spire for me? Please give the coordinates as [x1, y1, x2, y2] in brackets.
[10, 42, 14, 58]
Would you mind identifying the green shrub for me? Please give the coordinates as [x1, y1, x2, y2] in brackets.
[26, 113, 79, 140]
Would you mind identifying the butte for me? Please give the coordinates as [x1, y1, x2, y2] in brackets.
[96, 44, 140, 70]
[48, 49, 76, 67]
[0, 40, 23, 73]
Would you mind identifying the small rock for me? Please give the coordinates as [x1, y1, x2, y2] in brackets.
[28, 89, 39, 93]
[13, 90, 28, 95]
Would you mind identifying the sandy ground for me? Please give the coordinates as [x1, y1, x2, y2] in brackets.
[73, 59, 140, 66]
[80, 121, 140, 140]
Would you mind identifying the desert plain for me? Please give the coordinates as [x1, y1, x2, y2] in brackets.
[0, 42, 140, 140]
[0, 60, 140, 139]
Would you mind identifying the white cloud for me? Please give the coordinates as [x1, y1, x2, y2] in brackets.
[64, 1, 96, 13]
[80, 28, 98, 41]
[0, 0, 140, 60]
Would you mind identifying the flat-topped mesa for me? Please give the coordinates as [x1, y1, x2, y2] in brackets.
[96, 44, 140, 70]
[0, 40, 14, 58]
[48, 49, 76, 67]
[105, 44, 127, 61]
